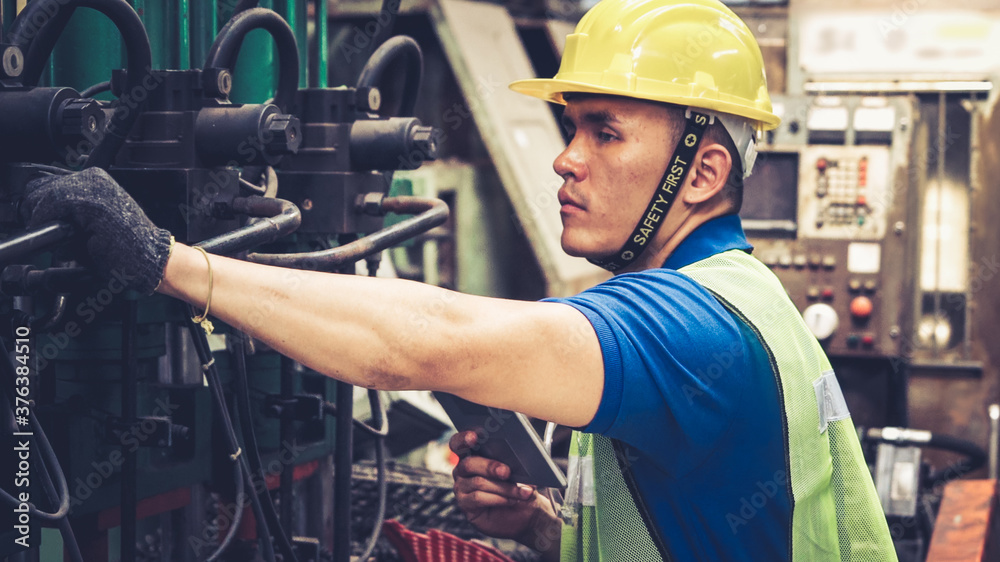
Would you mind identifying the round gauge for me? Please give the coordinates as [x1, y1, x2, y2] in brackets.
[802, 303, 839, 340]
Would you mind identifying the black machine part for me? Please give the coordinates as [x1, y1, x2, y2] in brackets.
[350, 117, 438, 171]
[0, 88, 105, 163]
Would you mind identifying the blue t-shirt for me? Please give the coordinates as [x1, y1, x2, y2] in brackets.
[549, 215, 793, 561]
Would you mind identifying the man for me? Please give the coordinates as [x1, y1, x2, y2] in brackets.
[20, 0, 896, 560]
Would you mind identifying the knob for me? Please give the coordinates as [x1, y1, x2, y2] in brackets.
[803, 303, 839, 340]
[850, 296, 873, 320]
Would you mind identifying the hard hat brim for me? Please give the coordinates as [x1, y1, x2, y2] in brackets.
[509, 78, 781, 131]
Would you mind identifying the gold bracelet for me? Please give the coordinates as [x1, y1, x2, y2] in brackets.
[191, 246, 215, 335]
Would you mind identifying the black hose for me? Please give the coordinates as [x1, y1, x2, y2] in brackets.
[31, 294, 68, 333]
[184, 306, 276, 562]
[322, 393, 389, 438]
[231, 334, 299, 562]
[0, 222, 76, 266]
[8, 0, 154, 170]
[196, 196, 301, 255]
[7, 5, 77, 87]
[356, 421, 387, 562]
[204, 7, 299, 112]
[33, 444, 84, 562]
[205, 460, 246, 562]
[0, 337, 72, 521]
[247, 196, 448, 271]
[80, 80, 112, 98]
[356, 36, 423, 117]
[0, 409, 72, 521]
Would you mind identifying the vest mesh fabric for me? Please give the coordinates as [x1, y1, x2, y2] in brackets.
[561, 434, 667, 562]
[559, 249, 896, 561]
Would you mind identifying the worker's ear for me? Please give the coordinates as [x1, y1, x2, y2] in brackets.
[683, 142, 731, 204]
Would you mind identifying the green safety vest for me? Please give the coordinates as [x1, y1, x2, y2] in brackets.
[559, 249, 897, 562]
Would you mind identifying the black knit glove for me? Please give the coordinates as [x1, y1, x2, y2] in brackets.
[21, 168, 173, 295]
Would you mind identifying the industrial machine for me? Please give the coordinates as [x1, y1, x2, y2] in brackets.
[0, 1, 445, 561]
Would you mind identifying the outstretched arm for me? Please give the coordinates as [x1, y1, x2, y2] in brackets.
[158, 241, 604, 427]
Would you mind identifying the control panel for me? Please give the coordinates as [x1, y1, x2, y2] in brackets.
[744, 95, 920, 358]
[799, 146, 891, 239]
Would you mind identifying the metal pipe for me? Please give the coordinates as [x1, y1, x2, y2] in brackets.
[247, 196, 449, 271]
[0, 221, 75, 265]
[333, 240, 356, 562]
[333, 383, 353, 562]
[314, 0, 328, 88]
[121, 298, 138, 562]
[196, 196, 301, 255]
[203, 7, 299, 112]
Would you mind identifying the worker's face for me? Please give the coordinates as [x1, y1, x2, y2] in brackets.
[553, 96, 679, 260]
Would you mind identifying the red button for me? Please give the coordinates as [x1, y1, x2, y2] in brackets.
[817, 158, 828, 172]
[821, 287, 835, 300]
[850, 296, 873, 319]
[861, 334, 875, 347]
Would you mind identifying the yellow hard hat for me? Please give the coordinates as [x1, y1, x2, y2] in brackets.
[510, 0, 780, 132]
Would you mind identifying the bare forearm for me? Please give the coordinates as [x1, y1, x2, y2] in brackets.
[157, 243, 603, 426]
[158, 243, 462, 391]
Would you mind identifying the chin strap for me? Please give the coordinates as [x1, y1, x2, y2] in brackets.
[587, 109, 712, 272]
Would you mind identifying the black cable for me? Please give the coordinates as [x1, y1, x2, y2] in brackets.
[356, 36, 423, 117]
[0, 339, 71, 522]
[25, 164, 73, 175]
[183, 305, 277, 562]
[205, 458, 246, 562]
[34, 437, 84, 562]
[355, 389, 388, 562]
[356, 431, 387, 562]
[80, 80, 113, 98]
[204, 7, 299, 112]
[322, 400, 388, 438]
[8, 0, 154, 170]
[231, 333, 299, 562]
[6, 5, 76, 87]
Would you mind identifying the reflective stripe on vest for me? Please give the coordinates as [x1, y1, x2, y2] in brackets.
[559, 249, 897, 562]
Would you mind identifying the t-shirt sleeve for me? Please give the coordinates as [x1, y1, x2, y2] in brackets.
[547, 271, 752, 477]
